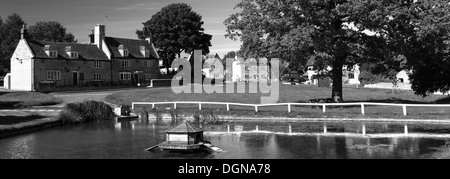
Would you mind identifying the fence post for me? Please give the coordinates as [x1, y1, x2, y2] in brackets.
[323, 125, 328, 134]
[199, 103, 202, 110]
[323, 105, 326, 113]
[362, 124, 366, 135]
[227, 104, 230, 111]
[255, 106, 259, 112]
[174, 102, 177, 109]
[132, 103, 135, 110]
[152, 103, 155, 109]
[403, 105, 407, 116]
[288, 104, 292, 113]
[404, 125, 408, 135]
[361, 104, 365, 115]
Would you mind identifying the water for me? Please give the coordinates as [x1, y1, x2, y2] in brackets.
[1, 120, 450, 159]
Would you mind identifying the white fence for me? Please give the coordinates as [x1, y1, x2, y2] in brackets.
[131, 101, 450, 116]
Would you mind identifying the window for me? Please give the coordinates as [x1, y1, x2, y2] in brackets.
[124, 49, 129, 57]
[94, 74, 101, 81]
[348, 73, 355, 79]
[70, 52, 78, 59]
[94, 61, 102, 68]
[143, 60, 151, 67]
[47, 70, 61, 81]
[49, 51, 58, 58]
[119, 72, 131, 80]
[121, 60, 129, 67]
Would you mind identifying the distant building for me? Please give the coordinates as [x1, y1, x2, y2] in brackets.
[229, 58, 270, 82]
[8, 24, 160, 91]
[202, 53, 224, 79]
[396, 70, 411, 84]
[305, 55, 360, 85]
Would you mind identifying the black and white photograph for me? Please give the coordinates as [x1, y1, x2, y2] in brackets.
[1, 0, 450, 166]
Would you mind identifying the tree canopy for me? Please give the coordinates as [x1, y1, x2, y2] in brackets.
[136, 3, 212, 73]
[28, 21, 76, 43]
[225, 0, 450, 100]
[0, 13, 25, 76]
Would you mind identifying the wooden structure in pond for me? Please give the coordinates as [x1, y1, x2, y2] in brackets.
[146, 121, 222, 152]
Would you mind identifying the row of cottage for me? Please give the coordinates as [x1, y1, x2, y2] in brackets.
[4, 24, 161, 91]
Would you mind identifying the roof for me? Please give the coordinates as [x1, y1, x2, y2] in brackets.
[104, 37, 159, 59]
[166, 121, 204, 134]
[27, 40, 109, 61]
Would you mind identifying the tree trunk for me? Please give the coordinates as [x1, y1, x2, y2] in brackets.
[331, 60, 343, 103]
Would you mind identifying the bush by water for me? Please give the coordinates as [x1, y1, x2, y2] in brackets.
[58, 101, 115, 125]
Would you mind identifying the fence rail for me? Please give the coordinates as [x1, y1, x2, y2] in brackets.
[131, 101, 450, 116]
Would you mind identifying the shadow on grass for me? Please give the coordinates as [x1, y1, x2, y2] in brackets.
[346, 97, 429, 104]
[0, 101, 22, 109]
[0, 115, 46, 125]
[435, 96, 450, 104]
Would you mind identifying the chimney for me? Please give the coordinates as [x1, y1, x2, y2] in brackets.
[21, 24, 28, 40]
[89, 30, 95, 44]
[94, 24, 105, 49]
[145, 37, 152, 45]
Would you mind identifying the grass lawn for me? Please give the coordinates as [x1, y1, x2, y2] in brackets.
[105, 83, 450, 120]
[0, 92, 63, 109]
[106, 83, 447, 105]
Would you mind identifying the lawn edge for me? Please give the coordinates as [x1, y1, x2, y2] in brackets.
[0, 117, 62, 139]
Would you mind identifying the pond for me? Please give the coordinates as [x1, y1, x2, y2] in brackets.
[0, 119, 450, 159]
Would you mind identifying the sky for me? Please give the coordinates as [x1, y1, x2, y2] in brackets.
[0, 0, 242, 58]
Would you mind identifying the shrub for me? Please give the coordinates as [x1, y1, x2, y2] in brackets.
[58, 101, 115, 125]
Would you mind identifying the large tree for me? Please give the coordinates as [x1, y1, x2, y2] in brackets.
[0, 13, 25, 76]
[225, 0, 450, 101]
[28, 21, 76, 43]
[136, 3, 212, 73]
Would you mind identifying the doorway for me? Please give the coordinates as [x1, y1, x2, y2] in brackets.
[73, 72, 78, 86]
[133, 73, 140, 86]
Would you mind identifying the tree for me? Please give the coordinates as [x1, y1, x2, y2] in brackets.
[136, 3, 212, 73]
[225, 0, 450, 101]
[28, 21, 76, 42]
[398, 0, 450, 96]
[223, 51, 237, 59]
[0, 13, 25, 76]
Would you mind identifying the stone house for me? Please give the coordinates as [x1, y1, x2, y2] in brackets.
[8, 24, 160, 91]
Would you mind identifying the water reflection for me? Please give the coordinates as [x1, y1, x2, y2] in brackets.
[1, 119, 450, 159]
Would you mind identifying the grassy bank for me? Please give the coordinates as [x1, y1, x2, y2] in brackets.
[0, 117, 61, 139]
[0, 92, 63, 109]
[135, 107, 450, 121]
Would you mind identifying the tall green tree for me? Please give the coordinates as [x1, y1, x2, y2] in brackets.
[0, 13, 25, 76]
[136, 3, 212, 73]
[28, 21, 76, 43]
[225, 0, 450, 101]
